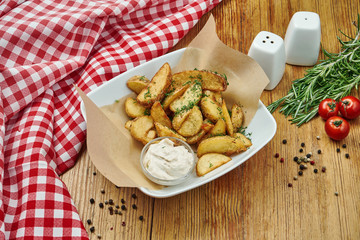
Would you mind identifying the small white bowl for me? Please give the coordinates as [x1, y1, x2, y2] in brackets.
[140, 137, 195, 186]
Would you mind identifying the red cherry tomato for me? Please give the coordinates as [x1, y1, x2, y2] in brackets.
[325, 116, 350, 141]
[318, 98, 339, 120]
[339, 96, 360, 119]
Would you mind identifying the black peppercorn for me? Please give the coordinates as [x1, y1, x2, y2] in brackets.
[301, 142, 305, 147]
[314, 169, 318, 173]
[342, 144, 347, 148]
[90, 226, 95, 233]
[299, 148, 303, 153]
[345, 153, 350, 158]
[104, 200, 108, 205]
[93, 171, 96, 176]
[100, 189, 105, 194]
[298, 171, 303, 176]
[139, 216, 144, 221]
[317, 149, 321, 154]
[306, 153, 311, 158]
[121, 199, 125, 204]
[293, 156, 299, 162]
[282, 139, 287, 144]
[90, 198, 95, 204]
[132, 193, 137, 199]
[115, 205, 119, 209]
[121, 205, 126, 210]
[109, 199, 114, 205]
[87, 219, 92, 225]
[132, 204, 137, 209]
[99, 203, 104, 208]
[300, 164, 305, 170]
[336, 148, 340, 153]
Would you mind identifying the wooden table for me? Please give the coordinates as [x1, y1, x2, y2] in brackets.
[61, 1, 360, 239]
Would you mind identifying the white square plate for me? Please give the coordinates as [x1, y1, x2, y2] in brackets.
[80, 48, 277, 198]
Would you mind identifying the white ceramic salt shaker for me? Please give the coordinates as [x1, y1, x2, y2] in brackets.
[248, 31, 286, 90]
[284, 11, 321, 66]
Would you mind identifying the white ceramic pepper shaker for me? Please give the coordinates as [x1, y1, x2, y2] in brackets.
[248, 31, 286, 90]
[284, 11, 321, 66]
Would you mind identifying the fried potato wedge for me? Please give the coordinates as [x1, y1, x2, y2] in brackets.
[177, 106, 203, 137]
[150, 101, 172, 129]
[234, 132, 252, 148]
[231, 103, 244, 132]
[125, 120, 134, 130]
[137, 63, 172, 107]
[172, 108, 192, 131]
[221, 99, 234, 136]
[162, 85, 189, 111]
[196, 153, 232, 176]
[186, 120, 214, 145]
[126, 75, 150, 94]
[154, 122, 186, 142]
[203, 118, 226, 139]
[124, 97, 148, 118]
[171, 70, 227, 91]
[169, 82, 202, 113]
[130, 116, 155, 145]
[200, 94, 222, 122]
[197, 135, 246, 157]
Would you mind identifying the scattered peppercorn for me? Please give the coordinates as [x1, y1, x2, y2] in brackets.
[300, 164, 305, 170]
[282, 139, 287, 144]
[293, 176, 298, 180]
[115, 205, 120, 209]
[99, 203, 104, 208]
[280, 158, 284, 163]
[274, 153, 279, 158]
[298, 171, 303, 176]
[90, 198, 95, 204]
[293, 156, 299, 162]
[121, 199, 125, 204]
[97, 234, 102, 239]
[104, 200, 108, 205]
[288, 183, 293, 187]
[114, 209, 118, 214]
[342, 144, 346, 148]
[301, 142, 305, 147]
[306, 153, 311, 158]
[87, 219, 92, 225]
[317, 149, 321, 154]
[93, 171, 96, 176]
[314, 169, 318, 173]
[336, 148, 340, 153]
[132, 204, 137, 209]
[109, 199, 114, 205]
[100, 189, 105, 194]
[297, 159, 302, 164]
[299, 148, 303, 153]
[335, 192, 339, 196]
[122, 221, 126, 226]
[316, 136, 320, 140]
[139, 215, 144, 221]
[132, 193, 137, 199]
[118, 211, 123, 215]
[108, 206, 113, 211]
[121, 205, 126, 210]
[321, 167, 326, 173]
[310, 160, 315, 165]
[90, 226, 95, 233]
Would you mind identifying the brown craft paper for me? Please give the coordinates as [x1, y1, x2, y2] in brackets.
[77, 15, 269, 190]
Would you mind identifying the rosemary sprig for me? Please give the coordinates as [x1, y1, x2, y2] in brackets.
[267, 14, 360, 126]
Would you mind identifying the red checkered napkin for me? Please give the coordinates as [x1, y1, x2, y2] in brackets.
[0, 0, 221, 238]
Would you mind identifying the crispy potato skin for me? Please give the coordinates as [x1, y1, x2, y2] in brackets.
[154, 122, 187, 142]
[221, 99, 234, 136]
[124, 97, 147, 118]
[137, 63, 171, 107]
[196, 153, 231, 176]
[130, 116, 155, 145]
[171, 70, 227, 91]
[177, 106, 203, 137]
[197, 135, 246, 157]
[231, 103, 244, 132]
[150, 101, 172, 129]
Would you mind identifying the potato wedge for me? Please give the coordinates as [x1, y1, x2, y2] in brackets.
[203, 90, 223, 105]
[197, 135, 246, 157]
[221, 99, 234, 136]
[172, 108, 192, 131]
[186, 120, 214, 145]
[124, 97, 148, 119]
[203, 118, 226, 139]
[177, 106, 203, 137]
[200, 94, 222, 122]
[196, 153, 232, 176]
[125, 120, 134, 130]
[162, 85, 189, 111]
[137, 63, 172, 107]
[169, 82, 202, 113]
[231, 103, 244, 132]
[126, 75, 150, 94]
[234, 132, 252, 148]
[151, 101, 172, 129]
[154, 122, 186, 142]
[171, 70, 227, 91]
[130, 116, 155, 145]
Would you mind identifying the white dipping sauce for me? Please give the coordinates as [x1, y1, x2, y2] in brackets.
[143, 138, 194, 180]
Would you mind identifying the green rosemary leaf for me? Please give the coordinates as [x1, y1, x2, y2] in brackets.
[267, 14, 360, 127]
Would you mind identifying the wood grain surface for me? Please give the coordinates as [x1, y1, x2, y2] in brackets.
[60, 0, 360, 239]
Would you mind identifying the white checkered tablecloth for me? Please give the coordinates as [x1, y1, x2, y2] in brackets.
[0, 0, 221, 238]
